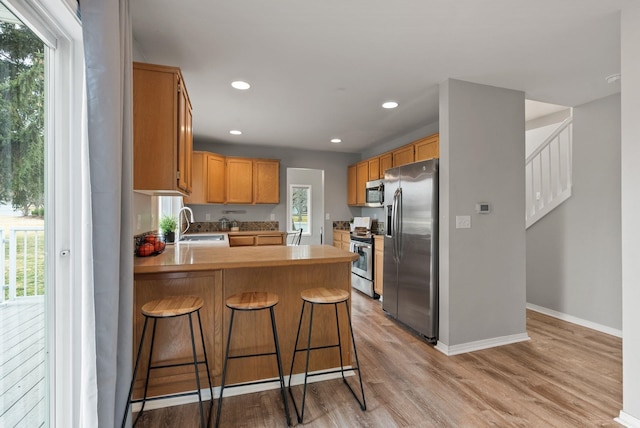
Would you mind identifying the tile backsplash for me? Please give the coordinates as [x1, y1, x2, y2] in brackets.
[186, 221, 279, 233]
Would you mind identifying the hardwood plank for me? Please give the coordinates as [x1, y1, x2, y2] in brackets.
[133, 292, 622, 427]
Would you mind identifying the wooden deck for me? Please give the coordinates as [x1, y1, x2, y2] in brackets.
[0, 299, 46, 428]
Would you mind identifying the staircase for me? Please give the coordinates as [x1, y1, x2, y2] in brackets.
[525, 117, 573, 228]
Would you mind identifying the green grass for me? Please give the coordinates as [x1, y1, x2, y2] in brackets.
[3, 230, 45, 300]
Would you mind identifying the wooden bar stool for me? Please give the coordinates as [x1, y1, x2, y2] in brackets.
[121, 296, 213, 428]
[215, 292, 291, 427]
[287, 287, 366, 423]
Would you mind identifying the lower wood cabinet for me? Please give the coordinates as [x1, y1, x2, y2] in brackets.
[228, 231, 285, 247]
[333, 229, 351, 250]
[374, 235, 384, 297]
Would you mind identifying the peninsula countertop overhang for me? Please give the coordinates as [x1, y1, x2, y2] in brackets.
[134, 244, 358, 274]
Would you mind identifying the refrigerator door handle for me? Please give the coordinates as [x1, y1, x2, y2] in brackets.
[392, 187, 401, 263]
[397, 187, 403, 260]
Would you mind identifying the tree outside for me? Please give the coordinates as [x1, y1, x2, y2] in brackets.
[0, 20, 45, 216]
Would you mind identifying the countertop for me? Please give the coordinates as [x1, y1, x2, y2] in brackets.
[134, 244, 358, 274]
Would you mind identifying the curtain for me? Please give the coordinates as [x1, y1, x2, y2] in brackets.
[79, 0, 134, 426]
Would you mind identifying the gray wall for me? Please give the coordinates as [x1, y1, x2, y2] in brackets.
[192, 140, 361, 244]
[438, 79, 527, 350]
[526, 97, 621, 328]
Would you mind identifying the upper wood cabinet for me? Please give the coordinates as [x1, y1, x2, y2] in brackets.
[356, 161, 369, 205]
[185, 152, 226, 204]
[347, 165, 357, 206]
[379, 153, 392, 179]
[253, 159, 280, 204]
[226, 157, 254, 204]
[368, 157, 380, 181]
[392, 145, 414, 167]
[414, 133, 439, 162]
[133, 62, 192, 195]
[207, 154, 226, 203]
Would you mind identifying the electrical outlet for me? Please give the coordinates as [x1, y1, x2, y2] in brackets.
[270, 213, 276, 221]
[455, 215, 471, 229]
[325, 213, 330, 220]
[205, 213, 211, 221]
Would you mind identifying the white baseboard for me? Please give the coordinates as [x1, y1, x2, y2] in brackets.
[616, 410, 640, 427]
[131, 367, 355, 412]
[434, 332, 530, 356]
[526, 303, 622, 338]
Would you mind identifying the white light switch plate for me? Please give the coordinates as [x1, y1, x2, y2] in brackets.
[456, 215, 471, 229]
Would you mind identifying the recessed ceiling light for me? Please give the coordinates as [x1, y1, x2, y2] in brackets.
[382, 101, 398, 109]
[331, 138, 342, 144]
[231, 80, 251, 90]
[230, 130, 242, 135]
[605, 73, 621, 84]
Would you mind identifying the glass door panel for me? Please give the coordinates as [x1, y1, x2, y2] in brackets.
[0, 4, 48, 426]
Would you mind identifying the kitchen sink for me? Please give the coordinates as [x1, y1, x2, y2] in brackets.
[178, 233, 229, 246]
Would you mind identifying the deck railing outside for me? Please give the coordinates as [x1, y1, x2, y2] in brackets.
[1, 226, 45, 303]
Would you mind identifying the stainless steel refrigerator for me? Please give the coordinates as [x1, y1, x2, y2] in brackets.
[383, 159, 438, 342]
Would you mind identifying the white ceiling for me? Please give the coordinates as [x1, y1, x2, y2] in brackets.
[131, 0, 628, 153]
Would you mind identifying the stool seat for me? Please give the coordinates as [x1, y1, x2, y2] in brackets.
[226, 291, 279, 310]
[141, 295, 204, 317]
[300, 287, 349, 304]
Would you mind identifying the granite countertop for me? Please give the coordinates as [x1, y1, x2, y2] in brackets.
[134, 244, 358, 274]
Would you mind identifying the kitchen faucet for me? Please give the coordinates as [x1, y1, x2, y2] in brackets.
[176, 206, 194, 243]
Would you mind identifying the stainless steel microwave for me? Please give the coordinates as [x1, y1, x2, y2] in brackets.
[365, 179, 384, 207]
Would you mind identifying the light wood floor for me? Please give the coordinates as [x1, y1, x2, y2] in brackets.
[132, 290, 622, 427]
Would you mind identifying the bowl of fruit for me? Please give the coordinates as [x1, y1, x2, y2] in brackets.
[136, 234, 166, 257]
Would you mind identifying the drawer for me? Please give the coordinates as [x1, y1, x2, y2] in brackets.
[229, 235, 256, 247]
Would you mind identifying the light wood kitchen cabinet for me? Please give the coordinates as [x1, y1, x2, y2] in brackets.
[133, 62, 192, 195]
[333, 229, 351, 250]
[368, 157, 380, 180]
[253, 159, 280, 204]
[374, 235, 384, 297]
[184, 151, 207, 204]
[347, 165, 357, 206]
[356, 161, 369, 205]
[207, 153, 226, 203]
[414, 133, 439, 161]
[226, 157, 254, 204]
[392, 145, 414, 167]
[379, 153, 392, 178]
[228, 231, 285, 247]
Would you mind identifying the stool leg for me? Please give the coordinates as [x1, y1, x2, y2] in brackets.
[195, 309, 214, 414]
[269, 307, 291, 426]
[121, 316, 149, 428]
[344, 301, 366, 411]
[287, 300, 306, 422]
[133, 318, 159, 426]
[215, 308, 236, 428]
[188, 312, 206, 428]
[298, 302, 315, 423]
[334, 303, 346, 380]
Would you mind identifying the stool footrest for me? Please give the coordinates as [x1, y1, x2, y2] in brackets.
[149, 360, 209, 371]
[219, 377, 285, 395]
[293, 343, 339, 353]
[129, 389, 212, 405]
[303, 366, 360, 379]
[227, 350, 277, 360]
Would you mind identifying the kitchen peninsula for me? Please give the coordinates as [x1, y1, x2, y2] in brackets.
[132, 244, 358, 401]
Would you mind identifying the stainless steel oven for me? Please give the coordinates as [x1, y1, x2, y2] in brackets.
[350, 234, 378, 298]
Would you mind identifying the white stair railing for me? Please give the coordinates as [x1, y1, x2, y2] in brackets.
[525, 117, 573, 228]
[1, 226, 45, 303]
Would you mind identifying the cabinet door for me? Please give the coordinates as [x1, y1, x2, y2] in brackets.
[392, 145, 414, 167]
[177, 78, 193, 194]
[414, 134, 439, 161]
[347, 165, 357, 206]
[253, 159, 280, 204]
[333, 230, 342, 248]
[368, 157, 380, 181]
[184, 151, 206, 204]
[356, 161, 369, 205]
[374, 237, 384, 297]
[133, 63, 180, 193]
[226, 158, 253, 204]
[379, 153, 392, 178]
[207, 153, 226, 203]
